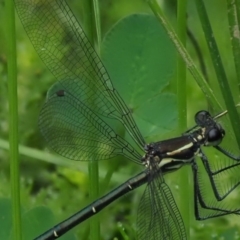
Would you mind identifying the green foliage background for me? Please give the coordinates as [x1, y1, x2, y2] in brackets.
[0, 0, 240, 239]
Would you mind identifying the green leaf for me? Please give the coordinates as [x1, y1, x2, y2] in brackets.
[136, 92, 177, 138]
[101, 13, 177, 138]
[22, 206, 76, 240]
[0, 199, 76, 240]
[0, 198, 12, 240]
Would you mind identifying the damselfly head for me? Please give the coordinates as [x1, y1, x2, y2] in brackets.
[194, 110, 225, 146]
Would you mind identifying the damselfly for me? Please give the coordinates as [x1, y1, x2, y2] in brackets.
[14, 0, 240, 239]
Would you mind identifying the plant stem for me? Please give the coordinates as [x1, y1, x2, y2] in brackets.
[227, 0, 240, 92]
[177, 1, 190, 239]
[6, 0, 22, 239]
[177, 0, 187, 130]
[82, 0, 101, 239]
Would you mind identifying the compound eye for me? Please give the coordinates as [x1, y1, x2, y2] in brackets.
[207, 127, 224, 146]
[195, 111, 211, 126]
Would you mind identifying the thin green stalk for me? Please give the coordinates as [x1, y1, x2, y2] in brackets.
[177, 0, 187, 133]
[148, 0, 222, 112]
[6, 0, 22, 239]
[92, 0, 101, 54]
[227, 0, 240, 92]
[0, 138, 128, 183]
[195, 0, 240, 149]
[117, 222, 130, 240]
[82, 0, 101, 239]
[176, 1, 190, 239]
[236, 0, 240, 35]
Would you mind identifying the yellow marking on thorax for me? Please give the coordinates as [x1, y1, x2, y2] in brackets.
[166, 142, 193, 156]
[158, 158, 172, 168]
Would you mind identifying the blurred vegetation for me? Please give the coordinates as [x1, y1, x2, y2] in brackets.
[0, 0, 240, 239]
